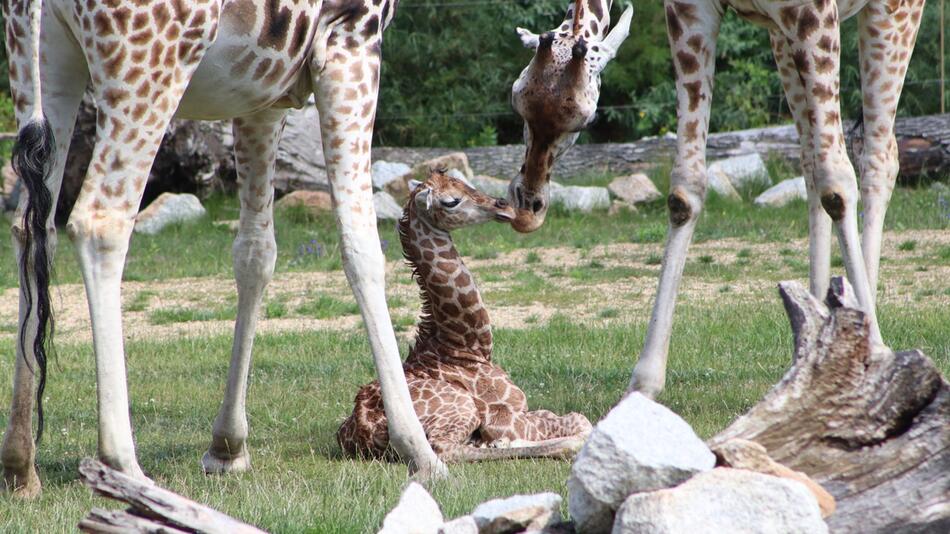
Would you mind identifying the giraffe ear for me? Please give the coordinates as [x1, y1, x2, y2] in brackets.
[601, 4, 634, 51]
[516, 27, 540, 50]
[408, 179, 423, 193]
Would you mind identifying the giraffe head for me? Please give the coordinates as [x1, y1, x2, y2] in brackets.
[408, 171, 515, 231]
[508, 2, 633, 232]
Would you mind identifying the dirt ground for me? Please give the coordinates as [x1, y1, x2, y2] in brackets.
[2, 230, 949, 345]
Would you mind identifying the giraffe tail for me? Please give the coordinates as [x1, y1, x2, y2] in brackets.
[12, 0, 56, 445]
[447, 436, 588, 463]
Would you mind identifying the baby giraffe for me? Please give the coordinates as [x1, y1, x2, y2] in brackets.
[338, 171, 591, 462]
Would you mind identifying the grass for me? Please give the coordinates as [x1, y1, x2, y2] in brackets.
[296, 294, 360, 320]
[1, 176, 949, 531]
[149, 305, 236, 325]
[4, 182, 949, 290]
[0, 301, 946, 532]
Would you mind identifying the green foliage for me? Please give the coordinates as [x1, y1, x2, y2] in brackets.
[375, 1, 949, 146]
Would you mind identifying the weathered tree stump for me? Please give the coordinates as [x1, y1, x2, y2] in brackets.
[77, 459, 267, 534]
[710, 277, 950, 533]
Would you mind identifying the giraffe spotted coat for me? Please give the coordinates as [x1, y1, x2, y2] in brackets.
[338, 172, 592, 461]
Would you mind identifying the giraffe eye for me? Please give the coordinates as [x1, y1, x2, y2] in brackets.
[441, 198, 461, 208]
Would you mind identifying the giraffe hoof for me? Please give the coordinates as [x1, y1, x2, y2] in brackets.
[409, 459, 449, 483]
[2, 464, 42, 499]
[201, 449, 251, 474]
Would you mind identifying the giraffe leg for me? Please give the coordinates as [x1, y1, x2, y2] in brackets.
[313, 27, 444, 478]
[2, 9, 88, 497]
[202, 108, 286, 474]
[772, 1, 882, 346]
[856, 0, 924, 300]
[64, 3, 215, 478]
[629, 0, 722, 398]
[770, 31, 832, 299]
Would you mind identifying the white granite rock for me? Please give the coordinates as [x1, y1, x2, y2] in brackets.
[134, 193, 206, 235]
[471, 493, 562, 534]
[550, 184, 611, 212]
[379, 482, 444, 534]
[612, 468, 827, 534]
[470, 175, 510, 198]
[608, 174, 662, 205]
[754, 176, 807, 207]
[374, 191, 404, 220]
[708, 153, 770, 191]
[568, 393, 716, 533]
[706, 169, 741, 201]
[372, 161, 411, 190]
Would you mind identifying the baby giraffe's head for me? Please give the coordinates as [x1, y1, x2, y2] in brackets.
[408, 171, 515, 232]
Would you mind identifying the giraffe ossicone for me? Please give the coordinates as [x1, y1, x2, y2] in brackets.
[338, 171, 592, 462]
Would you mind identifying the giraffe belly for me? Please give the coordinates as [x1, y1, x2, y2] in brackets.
[176, 0, 318, 120]
[728, 0, 868, 27]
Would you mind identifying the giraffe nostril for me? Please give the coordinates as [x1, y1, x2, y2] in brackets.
[532, 199, 544, 213]
[495, 198, 509, 209]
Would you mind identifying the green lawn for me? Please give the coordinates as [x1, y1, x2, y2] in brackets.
[0, 171, 949, 532]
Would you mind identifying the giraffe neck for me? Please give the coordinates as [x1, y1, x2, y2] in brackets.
[399, 206, 493, 360]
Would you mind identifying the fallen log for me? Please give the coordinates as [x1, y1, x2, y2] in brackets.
[709, 277, 950, 534]
[373, 112, 950, 182]
[77, 459, 267, 534]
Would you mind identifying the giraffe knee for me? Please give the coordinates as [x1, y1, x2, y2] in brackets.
[820, 192, 846, 221]
[667, 186, 701, 227]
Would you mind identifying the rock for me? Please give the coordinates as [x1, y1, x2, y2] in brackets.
[608, 200, 637, 216]
[612, 468, 827, 534]
[470, 175, 510, 198]
[710, 438, 835, 518]
[471, 493, 562, 534]
[706, 169, 741, 201]
[134, 193, 206, 235]
[707, 153, 770, 191]
[568, 393, 715, 533]
[379, 482, 444, 534]
[374, 191, 404, 220]
[550, 184, 611, 212]
[930, 181, 949, 194]
[372, 161, 411, 190]
[413, 152, 474, 181]
[384, 176, 412, 202]
[608, 174, 662, 205]
[754, 176, 807, 207]
[437, 516, 478, 534]
[275, 190, 334, 215]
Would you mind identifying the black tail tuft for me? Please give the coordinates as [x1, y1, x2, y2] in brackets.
[13, 118, 56, 445]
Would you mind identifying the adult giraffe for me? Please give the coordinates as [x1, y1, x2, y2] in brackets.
[510, 0, 923, 397]
[2, 0, 445, 497]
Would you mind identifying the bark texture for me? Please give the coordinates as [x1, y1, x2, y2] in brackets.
[710, 277, 950, 534]
[77, 459, 267, 534]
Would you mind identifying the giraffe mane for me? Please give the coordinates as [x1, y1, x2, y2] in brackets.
[398, 193, 438, 345]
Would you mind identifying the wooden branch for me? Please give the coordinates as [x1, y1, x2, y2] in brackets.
[710, 278, 950, 533]
[79, 509, 190, 534]
[78, 459, 268, 534]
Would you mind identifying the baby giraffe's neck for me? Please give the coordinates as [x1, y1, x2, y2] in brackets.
[399, 207, 493, 360]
